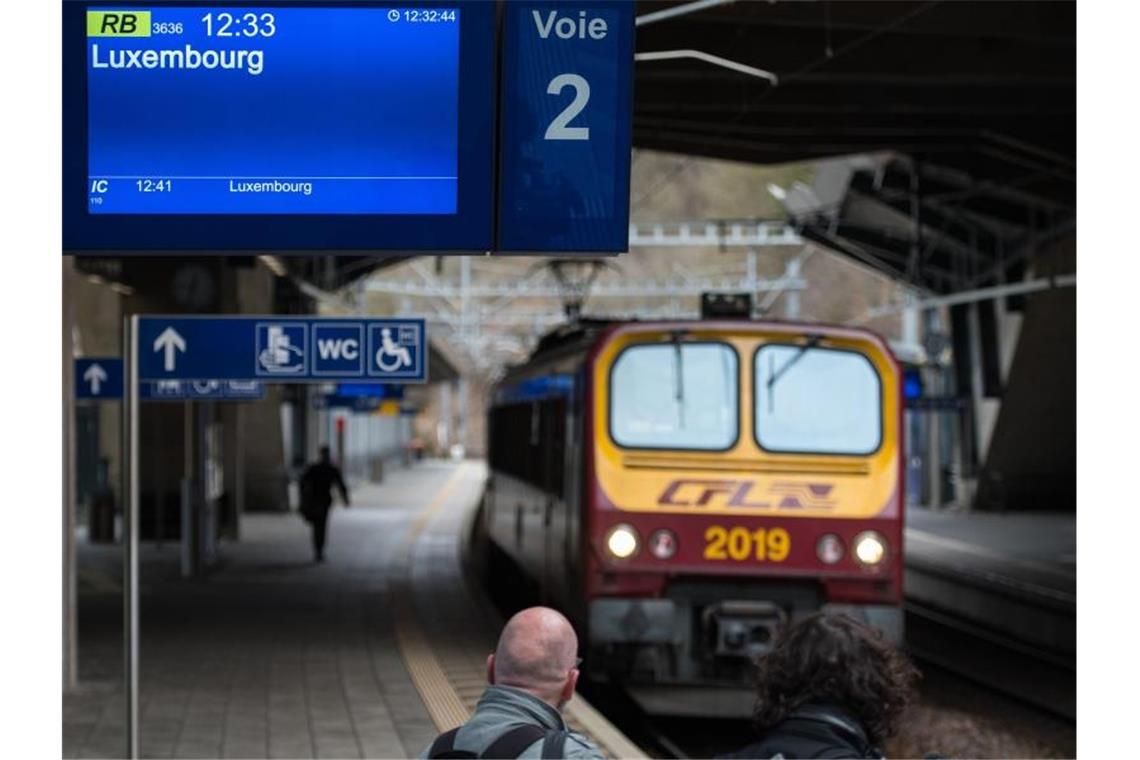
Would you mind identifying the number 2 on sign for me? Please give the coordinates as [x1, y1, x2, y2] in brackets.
[704, 525, 791, 562]
[545, 74, 590, 140]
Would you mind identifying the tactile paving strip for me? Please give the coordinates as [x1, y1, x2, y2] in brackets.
[394, 462, 646, 759]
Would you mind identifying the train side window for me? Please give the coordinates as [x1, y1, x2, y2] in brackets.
[610, 342, 739, 451]
[754, 344, 882, 455]
[490, 399, 567, 497]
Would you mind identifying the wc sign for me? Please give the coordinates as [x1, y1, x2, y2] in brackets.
[312, 324, 364, 377]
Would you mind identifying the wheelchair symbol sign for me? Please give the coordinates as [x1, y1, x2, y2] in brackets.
[367, 322, 423, 380]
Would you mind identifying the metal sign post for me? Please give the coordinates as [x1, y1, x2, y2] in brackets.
[117, 315, 428, 756]
[122, 316, 140, 758]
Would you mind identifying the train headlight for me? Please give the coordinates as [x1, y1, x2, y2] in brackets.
[815, 533, 845, 565]
[853, 531, 887, 566]
[605, 524, 640, 559]
[648, 529, 678, 560]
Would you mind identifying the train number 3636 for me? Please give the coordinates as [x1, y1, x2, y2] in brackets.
[704, 525, 791, 562]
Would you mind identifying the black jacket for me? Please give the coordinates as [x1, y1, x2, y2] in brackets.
[300, 461, 349, 511]
[722, 704, 883, 760]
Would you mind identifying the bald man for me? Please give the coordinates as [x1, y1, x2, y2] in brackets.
[422, 607, 605, 759]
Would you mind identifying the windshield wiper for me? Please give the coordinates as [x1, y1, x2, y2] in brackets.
[767, 334, 822, 413]
[671, 330, 687, 428]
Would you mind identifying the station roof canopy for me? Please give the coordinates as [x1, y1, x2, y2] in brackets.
[632, 0, 1076, 293]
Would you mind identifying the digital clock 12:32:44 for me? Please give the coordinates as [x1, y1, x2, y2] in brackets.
[399, 9, 457, 22]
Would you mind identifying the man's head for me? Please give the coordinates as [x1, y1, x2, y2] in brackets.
[486, 607, 579, 710]
[318, 445, 331, 463]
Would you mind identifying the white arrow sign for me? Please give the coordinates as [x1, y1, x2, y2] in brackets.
[153, 327, 187, 372]
[83, 363, 108, 395]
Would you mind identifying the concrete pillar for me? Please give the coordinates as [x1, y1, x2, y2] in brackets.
[959, 304, 985, 510]
[784, 258, 802, 320]
[923, 309, 943, 509]
[746, 250, 758, 309]
[181, 402, 195, 578]
[438, 382, 452, 452]
[902, 301, 919, 347]
[221, 403, 244, 541]
[457, 378, 468, 458]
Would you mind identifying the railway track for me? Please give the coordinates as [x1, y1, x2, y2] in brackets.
[901, 525, 1075, 721]
[903, 562, 1076, 721]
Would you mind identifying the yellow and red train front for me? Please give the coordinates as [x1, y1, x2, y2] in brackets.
[582, 322, 903, 686]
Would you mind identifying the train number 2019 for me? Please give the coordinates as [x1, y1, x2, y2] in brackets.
[704, 525, 791, 562]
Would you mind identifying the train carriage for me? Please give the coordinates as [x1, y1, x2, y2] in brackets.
[484, 317, 904, 715]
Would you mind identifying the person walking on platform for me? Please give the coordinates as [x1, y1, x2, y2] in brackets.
[422, 606, 604, 759]
[299, 445, 349, 563]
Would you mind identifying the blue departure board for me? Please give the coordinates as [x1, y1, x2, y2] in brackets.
[62, 1, 633, 254]
[87, 7, 460, 215]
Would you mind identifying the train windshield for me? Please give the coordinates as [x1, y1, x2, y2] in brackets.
[755, 344, 882, 455]
[610, 342, 738, 450]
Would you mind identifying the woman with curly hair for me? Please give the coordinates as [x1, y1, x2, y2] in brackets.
[724, 613, 919, 759]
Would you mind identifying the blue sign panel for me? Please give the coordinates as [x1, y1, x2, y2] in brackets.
[497, 2, 635, 253]
[337, 383, 404, 399]
[367, 323, 426, 380]
[312, 324, 365, 377]
[221, 380, 268, 400]
[496, 373, 574, 404]
[136, 317, 427, 383]
[63, 2, 497, 251]
[141, 380, 267, 401]
[76, 358, 124, 400]
[255, 322, 309, 377]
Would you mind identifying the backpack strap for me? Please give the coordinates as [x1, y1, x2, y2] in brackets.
[427, 727, 475, 759]
[482, 724, 549, 759]
[540, 730, 568, 759]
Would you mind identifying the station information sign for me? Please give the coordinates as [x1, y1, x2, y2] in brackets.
[64, 2, 497, 252]
[76, 357, 124, 400]
[86, 7, 460, 215]
[135, 316, 427, 383]
[498, 2, 634, 252]
[140, 379, 268, 401]
[62, 1, 634, 254]
[75, 357, 267, 401]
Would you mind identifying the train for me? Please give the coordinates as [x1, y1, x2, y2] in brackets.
[481, 314, 904, 715]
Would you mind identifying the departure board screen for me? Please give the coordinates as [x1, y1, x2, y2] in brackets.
[86, 7, 460, 215]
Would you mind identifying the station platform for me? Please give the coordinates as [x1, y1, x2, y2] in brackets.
[903, 505, 1076, 718]
[906, 506, 1075, 600]
[64, 460, 642, 759]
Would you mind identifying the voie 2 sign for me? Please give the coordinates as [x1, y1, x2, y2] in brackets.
[497, 2, 634, 253]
